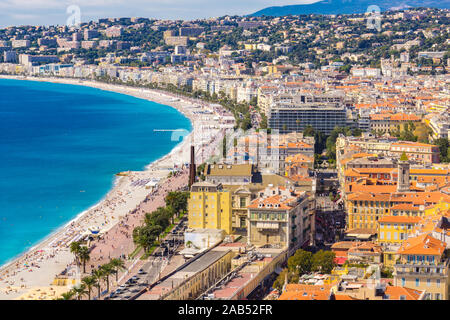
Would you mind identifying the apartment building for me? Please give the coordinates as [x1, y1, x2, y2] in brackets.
[336, 134, 440, 165]
[393, 233, 449, 300]
[428, 115, 450, 140]
[247, 187, 313, 251]
[188, 182, 232, 234]
[369, 113, 421, 133]
[11, 39, 30, 48]
[204, 164, 254, 186]
[268, 102, 347, 135]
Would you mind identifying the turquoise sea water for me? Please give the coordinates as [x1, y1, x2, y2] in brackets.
[0, 79, 191, 266]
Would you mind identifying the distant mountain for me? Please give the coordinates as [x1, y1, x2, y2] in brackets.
[251, 0, 450, 17]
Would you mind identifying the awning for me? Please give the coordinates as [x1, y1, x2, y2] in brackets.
[256, 222, 279, 229]
[334, 257, 347, 265]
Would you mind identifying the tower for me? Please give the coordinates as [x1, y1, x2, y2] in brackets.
[188, 145, 196, 188]
[397, 152, 410, 192]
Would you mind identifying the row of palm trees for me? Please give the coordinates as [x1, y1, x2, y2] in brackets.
[64, 241, 127, 300]
[69, 241, 91, 273]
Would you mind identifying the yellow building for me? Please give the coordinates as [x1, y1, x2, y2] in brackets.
[378, 215, 422, 267]
[244, 43, 257, 51]
[424, 200, 450, 216]
[188, 182, 232, 234]
[378, 216, 422, 245]
[346, 192, 450, 232]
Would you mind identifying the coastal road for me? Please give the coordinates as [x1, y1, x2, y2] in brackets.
[109, 257, 164, 300]
[109, 221, 187, 300]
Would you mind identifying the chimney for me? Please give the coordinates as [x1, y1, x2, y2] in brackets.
[189, 145, 196, 188]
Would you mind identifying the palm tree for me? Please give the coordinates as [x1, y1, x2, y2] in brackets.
[109, 258, 126, 283]
[81, 275, 97, 300]
[73, 284, 88, 300]
[69, 241, 81, 266]
[78, 246, 91, 274]
[93, 269, 104, 299]
[100, 263, 114, 293]
[61, 290, 76, 300]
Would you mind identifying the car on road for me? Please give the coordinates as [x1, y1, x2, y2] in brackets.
[138, 268, 146, 274]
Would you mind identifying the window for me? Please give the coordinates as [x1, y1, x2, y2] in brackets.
[387, 232, 391, 240]
[399, 295, 406, 300]
[401, 278, 405, 287]
[380, 232, 384, 240]
[415, 278, 420, 287]
[240, 197, 246, 208]
[436, 279, 440, 288]
[427, 279, 431, 287]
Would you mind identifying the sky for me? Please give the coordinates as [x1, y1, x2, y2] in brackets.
[0, 0, 320, 28]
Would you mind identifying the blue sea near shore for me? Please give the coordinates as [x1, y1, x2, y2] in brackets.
[0, 79, 191, 266]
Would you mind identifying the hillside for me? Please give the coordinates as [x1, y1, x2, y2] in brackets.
[252, 0, 450, 16]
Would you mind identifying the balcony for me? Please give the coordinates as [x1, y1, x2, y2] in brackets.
[393, 262, 448, 277]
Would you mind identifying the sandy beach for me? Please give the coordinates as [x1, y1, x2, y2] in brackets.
[0, 75, 232, 300]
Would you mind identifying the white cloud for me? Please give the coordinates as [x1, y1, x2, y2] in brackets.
[0, 0, 320, 27]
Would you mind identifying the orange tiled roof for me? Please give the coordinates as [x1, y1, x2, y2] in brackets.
[378, 215, 422, 223]
[383, 286, 423, 300]
[397, 233, 446, 256]
[248, 194, 297, 210]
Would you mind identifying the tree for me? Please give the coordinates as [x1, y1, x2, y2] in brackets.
[145, 207, 171, 230]
[133, 225, 155, 253]
[109, 258, 126, 283]
[72, 284, 88, 300]
[148, 224, 164, 242]
[69, 241, 81, 267]
[78, 246, 90, 274]
[312, 250, 336, 274]
[165, 191, 190, 217]
[435, 138, 450, 162]
[303, 125, 316, 137]
[272, 268, 299, 291]
[326, 126, 351, 162]
[100, 263, 114, 293]
[60, 290, 76, 300]
[287, 249, 313, 275]
[81, 275, 97, 300]
[93, 269, 104, 299]
[413, 124, 431, 143]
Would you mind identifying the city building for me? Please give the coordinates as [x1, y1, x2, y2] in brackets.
[188, 182, 232, 234]
[393, 233, 449, 300]
[247, 187, 313, 251]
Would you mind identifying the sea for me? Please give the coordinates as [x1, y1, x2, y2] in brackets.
[0, 78, 192, 266]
